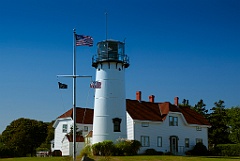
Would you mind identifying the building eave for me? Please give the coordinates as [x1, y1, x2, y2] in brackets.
[52, 117, 72, 128]
[133, 119, 163, 124]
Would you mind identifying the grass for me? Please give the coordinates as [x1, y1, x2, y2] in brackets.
[0, 157, 68, 161]
[92, 156, 240, 161]
[1, 156, 240, 161]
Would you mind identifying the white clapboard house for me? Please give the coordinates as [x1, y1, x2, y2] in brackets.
[52, 108, 93, 156]
[51, 91, 210, 156]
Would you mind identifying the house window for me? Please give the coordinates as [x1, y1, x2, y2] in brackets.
[142, 122, 149, 127]
[112, 118, 121, 132]
[196, 138, 203, 144]
[196, 126, 202, 131]
[185, 138, 189, 148]
[62, 124, 68, 133]
[157, 136, 162, 147]
[169, 116, 178, 126]
[84, 126, 88, 132]
[141, 136, 150, 147]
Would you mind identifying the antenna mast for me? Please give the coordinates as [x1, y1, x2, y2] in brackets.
[105, 12, 108, 40]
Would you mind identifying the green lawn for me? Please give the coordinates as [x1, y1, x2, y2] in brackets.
[1, 156, 240, 161]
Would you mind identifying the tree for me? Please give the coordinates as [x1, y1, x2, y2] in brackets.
[208, 100, 230, 147]
[1, 118, 48, 157]
[227, 107, 240, 143]
[182, 99, 190, 106]
[38, 121, 55, 151]
[192, 99, 208, 118]
[69, 125, 83, 136]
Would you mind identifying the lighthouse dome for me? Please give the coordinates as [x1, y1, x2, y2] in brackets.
[92, 40, 129, 68]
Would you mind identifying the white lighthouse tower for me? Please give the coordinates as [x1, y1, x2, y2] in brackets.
[92, 40, 130, 144]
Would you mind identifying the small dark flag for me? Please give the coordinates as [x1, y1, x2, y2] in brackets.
[90, 81, 101, 89]
[58, 82, 68, 89]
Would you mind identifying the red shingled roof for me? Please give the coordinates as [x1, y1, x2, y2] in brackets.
[178, 106, 210, 125]
[58, 100, 210, 126]
[65, 135, 84, 142]
[58, 107, 94, 124]
[126, 99, 210, 126]
[126, 100, 162, 121]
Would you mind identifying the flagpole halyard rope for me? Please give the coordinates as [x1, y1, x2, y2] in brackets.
[56, 76, 68, 118]
[81, 81, 93, 124]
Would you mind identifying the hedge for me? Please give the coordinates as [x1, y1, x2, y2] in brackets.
[214, 144, 240, 156]
[91, 139, 141, 156]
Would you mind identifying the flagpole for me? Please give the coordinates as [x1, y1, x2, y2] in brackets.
[73, 28, 77, 161]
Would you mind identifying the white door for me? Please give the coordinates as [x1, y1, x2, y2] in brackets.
[170, 136, 178, 154]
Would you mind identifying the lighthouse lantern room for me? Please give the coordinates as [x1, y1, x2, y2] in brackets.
[92, 40, 129, 144]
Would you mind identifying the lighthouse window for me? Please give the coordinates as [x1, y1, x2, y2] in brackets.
[98, 42, 108, 59]
[118, 43, 124, 58]
[112, 118, 122, 132]
[108, 42, 118, 60]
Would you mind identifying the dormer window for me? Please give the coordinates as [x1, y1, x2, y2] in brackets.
[169, 116, 178, 126]
[196, 126, 202, 131]
[142, 122, 149, 127]
[112, 118, 122, 132]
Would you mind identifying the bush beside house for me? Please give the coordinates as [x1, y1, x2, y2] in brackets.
[88, 139, 141, 157]
[185, 142, 208, 156]
[212, 144, 240, 156]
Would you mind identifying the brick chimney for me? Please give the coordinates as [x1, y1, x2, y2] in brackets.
[149, 95, 155, 103]
[136, 91, 142, 101]
[174, 97, 179, 106]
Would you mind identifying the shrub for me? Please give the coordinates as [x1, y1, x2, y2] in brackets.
[101, 140, 115, 156]
[115, 139, 141, 156]
[130, 140, 141, 155]
[185, 150, 191, 156]
[92, 142, 102, 156]
[164, 151, 173, 155]
[115, 139, 130, 156]
[189, 142, 208, 156]
[0, 146, 14, 158]
[145, 148, 158, 155]
[213, 144, 240, 156]
[92, 140, 114, 156]
[92, 139, 141, 156]
[79, 145, 93, 158]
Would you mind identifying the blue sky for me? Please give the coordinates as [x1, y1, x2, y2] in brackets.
[0, 0, 239, 133]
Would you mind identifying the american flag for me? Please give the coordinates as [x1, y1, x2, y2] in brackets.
[75, 34, 93, 46]
[90, 81, 101, 89]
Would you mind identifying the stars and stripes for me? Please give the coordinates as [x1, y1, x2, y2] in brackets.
[75, 34, 93, 46]
[90, 81, 101, 89]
